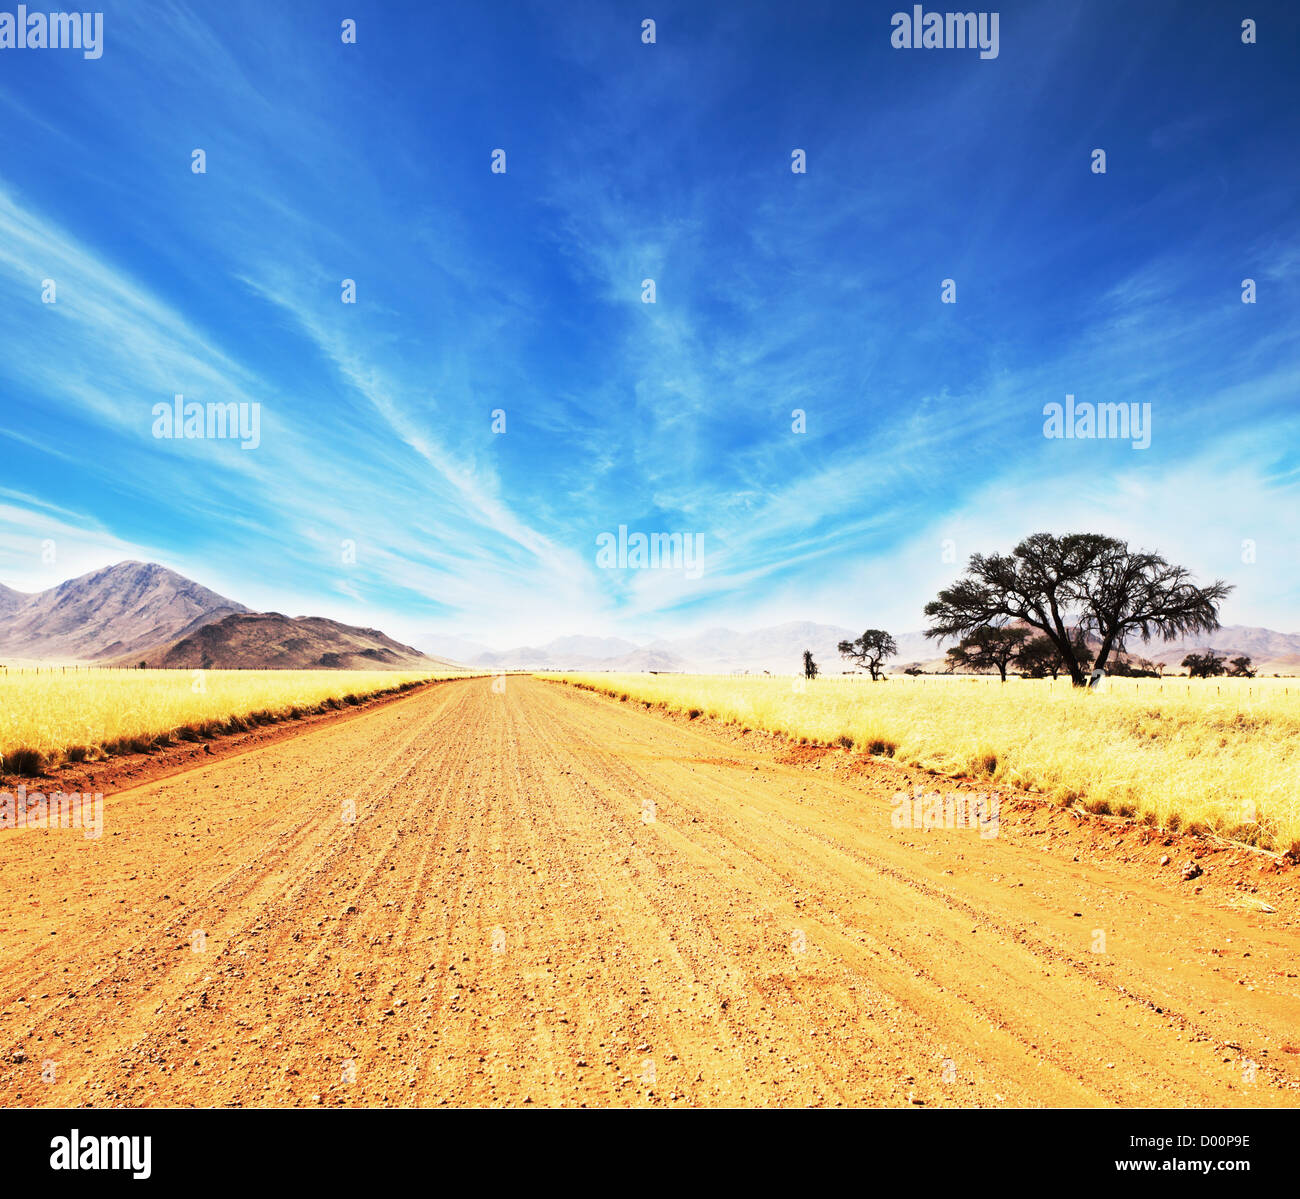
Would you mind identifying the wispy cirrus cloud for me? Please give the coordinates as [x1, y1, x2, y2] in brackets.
[1, 0, 1297, 645]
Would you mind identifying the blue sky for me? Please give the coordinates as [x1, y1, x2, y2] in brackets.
[1, 0, 1298, 647]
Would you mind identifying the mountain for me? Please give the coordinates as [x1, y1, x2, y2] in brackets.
[1138, 625, 1300, 674]
[467, 622, 858, 674]
[0, 561, 463, 671]
[646, 622, 858, 675]
[460, 621, 1300, 675]
[468, 644, 643, 671]
[0, 561, 248, 661]
[125, 612, 455, 671]
[0, 583, 24, 617]
[600, 647, 691, 672]
[544, 635, 640, 660]
[414, 634, 495, 663]
[890, 629, 951, 663]
[466, 622, 948, 674]
[450, 634, 645, 671]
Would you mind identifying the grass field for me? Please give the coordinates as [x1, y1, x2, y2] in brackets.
[0, 667, 471, 776]
[552, 672, 1300, 854]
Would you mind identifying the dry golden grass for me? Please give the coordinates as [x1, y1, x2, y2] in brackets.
[0, 667, 472, 774]
[551, 672, 1300, 853]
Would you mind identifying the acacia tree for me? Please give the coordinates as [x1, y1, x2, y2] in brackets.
[802, 649, 819, 679]
[1230, 655, 1256, 678]
[1069, 626, 1093, 673]
[1082, 539, 1231, 676]
[1015, 634, 1067, 679]
[1182, 650, 1227, 678]
[945, 626, 1030, 681]
[1110, 656, 1160, 678]
[837, 630, 897, 680]
[924, 533, 1231, 688]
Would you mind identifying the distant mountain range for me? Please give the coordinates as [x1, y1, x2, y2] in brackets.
[420, 621, 1300, 676]
[2, 562, 1295, 674]
[1143, 625, 1300, 671]
[0, 562, 453, 670]
[418, 622, 852, 674]
[419, 623, 945, 675]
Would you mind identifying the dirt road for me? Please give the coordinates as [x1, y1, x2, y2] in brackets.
[1, 676, 1297, 1107]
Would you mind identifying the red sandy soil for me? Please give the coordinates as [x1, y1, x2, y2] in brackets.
[1, 675, 1296, 1107]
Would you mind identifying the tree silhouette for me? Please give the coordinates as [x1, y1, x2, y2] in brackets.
[925, 533, 1230, 687]
[1015, 635, 1067, 679]
[944, 626, 1030, 681]
[1182, 651, 1227, 678]
[837, 630, 897, 681]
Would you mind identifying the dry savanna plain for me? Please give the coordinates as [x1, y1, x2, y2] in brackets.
[0, 666, 475, 776]
[0, 671, 1298, 1108]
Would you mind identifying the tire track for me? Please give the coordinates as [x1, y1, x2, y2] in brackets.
[1, 675, 1296, 1107]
